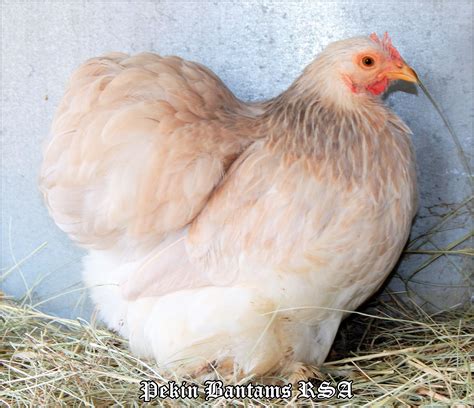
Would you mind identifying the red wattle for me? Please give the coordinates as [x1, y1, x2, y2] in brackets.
[366, 77, 389, 95]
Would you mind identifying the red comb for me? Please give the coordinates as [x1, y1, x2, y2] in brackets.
[369, 32, 402, 61]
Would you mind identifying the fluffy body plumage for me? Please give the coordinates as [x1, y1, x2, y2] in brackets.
[40, 35, 418, 378]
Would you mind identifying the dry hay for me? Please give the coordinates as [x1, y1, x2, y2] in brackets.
[1, 292, 472, 407]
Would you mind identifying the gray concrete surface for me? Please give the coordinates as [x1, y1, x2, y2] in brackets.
[1, 0, 472, 318]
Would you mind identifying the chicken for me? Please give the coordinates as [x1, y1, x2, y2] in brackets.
[40, 33, 419, 379]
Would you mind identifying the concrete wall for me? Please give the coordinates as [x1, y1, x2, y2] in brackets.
[2, 0, 472, 318]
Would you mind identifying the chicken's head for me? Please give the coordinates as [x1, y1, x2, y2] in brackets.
[305, 33, 419, 109]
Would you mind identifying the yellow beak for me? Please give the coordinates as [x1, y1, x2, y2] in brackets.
[385, 63, 419, 83]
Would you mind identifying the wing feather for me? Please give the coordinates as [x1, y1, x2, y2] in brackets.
[40, 53, 256, 252]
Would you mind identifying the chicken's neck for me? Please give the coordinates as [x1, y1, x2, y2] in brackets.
[261, 78, 388, 150]
[256, 76, 414, 190]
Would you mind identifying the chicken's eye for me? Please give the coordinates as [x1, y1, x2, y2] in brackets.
[362, 56, 375, 67]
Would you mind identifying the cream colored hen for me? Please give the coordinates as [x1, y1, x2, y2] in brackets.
[40, 33, 419, 378]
